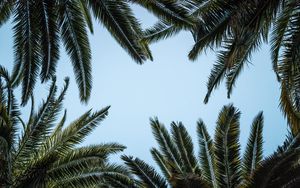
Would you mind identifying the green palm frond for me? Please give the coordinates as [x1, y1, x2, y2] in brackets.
[50, 106, 110, 156]
[141, 0, 206, 44]
[150, 117, 183, 173]
[117, 0, 153, 60]
[37, 0, 60, 83]
[13, 78, 67, 169]
[14, 0, 41, 105]
[130, 0, 194, 27]
[280, 79, 300, 135]
[242, 112, 264, 184]
[52, 109, 67, 135]
[87, 0, 149, 64]
[47, 144, 126, 184]
[214, 104, 241, 188]
[0, 66, 20, 127]
[276, 131, 300, 154]
[50, 143, 125, 169]
[58, 1, 91, 103]
[150, 148, 172, 181]
[96, 163, 137, 188]
[204, 29, 262, 103]
[203, 50, 228, 104]
[197, 120, 217, 188]
[0, 0, 13, 26]
[122, 155, 168, 188]
[189, 17, 231, 61]
[270, 0, 295, 80]
[171, 121, 198, 173]
[277, 4, 300, 134]
[53, 163, 134, 188]
[143, 20, 183, 44]
[225, 30, 262, 98]
[79, 0, 94, 34]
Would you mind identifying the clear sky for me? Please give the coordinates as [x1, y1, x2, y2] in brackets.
[0, 5, 287, 164]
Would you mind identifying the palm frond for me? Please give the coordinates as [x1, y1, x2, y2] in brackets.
[47, 144, 125, 182]
[280, 82, 300, 135]
[150, 148, 172, 181]
[50, 106, 110, 155]
[37, 0, 60, 82]
[52, 110, 67, 135]
[0, 0, 13, 26]
[87, 0, 149, 63]
[276, 131, 300, 154]
[122, 155, 168, 188]
[204, 50, 228, 104]
[189, 16, 231, 61]
[197, 119, 217, 188]
[130, 0, 194, 27]
[13, 78, 59, 168]
[242, 112, 264, 183]
[270, 0, 296, 80]
[171, 121, 198, 173]
[50, 164, 134, 188]
[14, 0, 41, 105]
[225, 30, 262, 98]
[143, 20, 183, 44]
[58, 1, 91, 103]
[79, 0, 94, 34]
[150, 117, 183, 173]
[116, 0, 153, 60]
[214, 104, 241, 187]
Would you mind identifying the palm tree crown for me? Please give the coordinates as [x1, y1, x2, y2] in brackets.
[0, 66, 135, 187]
[123, 104, 300, 188]
[0, 0, 193, 105]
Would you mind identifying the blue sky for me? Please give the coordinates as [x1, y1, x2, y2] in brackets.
[0, 5, 287, 164]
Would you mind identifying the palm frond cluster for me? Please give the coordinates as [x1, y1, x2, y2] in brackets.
[123, 105, 300, 188]
[0, 0, 193, 104]
[0, 66, 134, 187]
[143, 0, 300, 134]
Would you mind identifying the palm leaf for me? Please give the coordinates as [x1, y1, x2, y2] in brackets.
[122, 155, 168, 188]
[0, 0, 13, 26]
[150, 148, 172, 181]
[130, 0, 193, 27]
[225, 29, 262, 98]
[58, 1, 91, 103]
[242, 112, 264, 183]
[270, 0, 296, 80]
[14, 0, 41, 105]
[203, 49, 228, 104]
[214, 104, 241, 188]
[87, 0, 149, 63]
[150, 117, 183, 173]
[37, 0, 60, 82]
[143, 20, 183, 44]
[197, 120, 217, 188]
[171, 121, 198, 173]
[79, 0, 94, 34]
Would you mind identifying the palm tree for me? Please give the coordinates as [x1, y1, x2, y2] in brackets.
[123, 104, 300, 188]
[0, 66, 135, 187]
[142, 0, 300, 135]
[0, 0, 193, 105]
